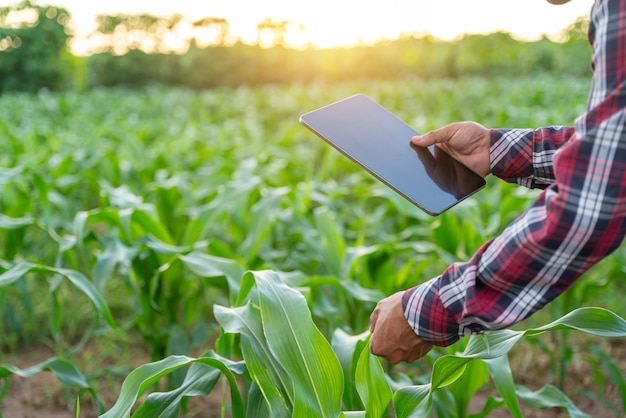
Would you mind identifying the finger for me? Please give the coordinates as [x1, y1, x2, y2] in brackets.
[369, 309, 379, 333]
[412, 125, 454, 147]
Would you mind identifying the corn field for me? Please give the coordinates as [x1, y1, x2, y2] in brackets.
[0, 76, 625, 417]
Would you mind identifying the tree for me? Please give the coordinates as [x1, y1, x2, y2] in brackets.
[192, 17, 230, 47]
[0, 1, 74, 92]
[256, 18, 290, 48]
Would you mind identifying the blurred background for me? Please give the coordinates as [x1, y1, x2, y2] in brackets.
[0, 0, 594, 92]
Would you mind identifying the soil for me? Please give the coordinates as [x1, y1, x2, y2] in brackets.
[0, 340, 231, 418]
[1, 338, 625, 417]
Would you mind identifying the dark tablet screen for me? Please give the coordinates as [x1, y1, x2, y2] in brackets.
[299, 94, 486, 215]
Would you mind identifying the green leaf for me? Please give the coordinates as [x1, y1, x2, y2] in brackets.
[394, 307, 626, 418]
[215, 303, 292, 417]
[0, 357, 90, 389]
[140, 235, 190, 255]
[331, 328, 369, 410]
[179, 252, 245, 303]
[128, 206, 175, 244]
[589, 345, 626, 413]
[342, 245, 379, 278]
[393, 384, 432, 418]
[0, 262, 115, 327]
[484, 355, 522, 418]
[431, 356, 470, 389]
[468, 396, 506, 418]
[0, 166, 23, 186]
[0, 262, 33, 286]
[100, 355, 245, 418]
[132, 362, 221, 418]
[355, 341, 392, 418]
[0, 214, 33, 229]
[516, 384, 591, 418]
[447, 357, 489, 415]
[239, 187, 286, 262]
[313, 207, 346, 277]
[246, 382, 272, 418]
[92, 235, 137, 290]
[462, 329, 524, 358]
[253, 270, 344, 417]
[287, 274, 384, 304]
[49, 290, 62, 342]
[528, 307, 626, 337]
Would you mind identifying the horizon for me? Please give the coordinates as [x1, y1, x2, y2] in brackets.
[1, 0, 595, 54]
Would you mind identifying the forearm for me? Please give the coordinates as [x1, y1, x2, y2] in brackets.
[404, 136, 626, 346]
[405, 122, 626, 347]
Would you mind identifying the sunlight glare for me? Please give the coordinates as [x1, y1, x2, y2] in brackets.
[0, 0, 595, 53]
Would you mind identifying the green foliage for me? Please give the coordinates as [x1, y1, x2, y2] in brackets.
[0, 1, 76, 92]
[85, 32, 592, 89]
[394, 308, 626, 418]
[1, 3, 593, 92]
[0, 77, 623, 417]
[72, 275, 626, 417]
[81, 8, 592, 89]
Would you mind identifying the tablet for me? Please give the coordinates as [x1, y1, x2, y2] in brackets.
[299, 94, 486, 216]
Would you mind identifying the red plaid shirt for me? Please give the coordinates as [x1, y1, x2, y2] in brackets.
[403, 0, 626, 346]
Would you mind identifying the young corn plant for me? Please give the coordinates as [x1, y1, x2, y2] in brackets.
[99, 269, 626, 418]
[0, 261, 117, 413]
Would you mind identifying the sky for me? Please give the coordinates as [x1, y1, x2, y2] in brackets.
[1, 0, 595, 49]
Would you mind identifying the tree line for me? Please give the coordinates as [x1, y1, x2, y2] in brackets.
[0, 1, 592, 93]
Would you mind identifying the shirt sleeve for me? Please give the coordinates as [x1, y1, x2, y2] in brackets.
[490, 127, 577, 189]
[402, 0, 626, 347]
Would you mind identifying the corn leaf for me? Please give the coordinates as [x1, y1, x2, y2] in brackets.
[215, 302, 293, 417]
[516, 384, 591, 418]
[355, 340, 392, 418]
[253, 270, 344, 417]
[484, 355, 523, 418]
[0, 214, 33, 229]
[331, 328, 369, 410]
[394, 307, 626, 418]
[0, 357, 90, 389]
[447, 357, 489, 415]
[0, 262, 115, 327]
[132, 365, 221, 418]
[179, 252, 245, 303]
[393, 385, 432, 418]
[99, 355, 245, 418]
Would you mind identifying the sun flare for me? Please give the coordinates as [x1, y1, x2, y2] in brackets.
[2, 0, 595, 54]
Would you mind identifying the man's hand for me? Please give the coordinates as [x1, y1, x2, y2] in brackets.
[411, 122, 491, 178]
[369, 292, 433, 364]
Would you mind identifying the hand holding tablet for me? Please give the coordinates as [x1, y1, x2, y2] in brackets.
[299, 94, 486, 215]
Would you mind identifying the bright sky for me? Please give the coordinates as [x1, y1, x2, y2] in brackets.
[1, 0, 595, 49]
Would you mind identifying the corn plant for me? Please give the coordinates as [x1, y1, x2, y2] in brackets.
[97, 269, 626, 417]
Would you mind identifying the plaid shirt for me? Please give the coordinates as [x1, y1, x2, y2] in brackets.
[403, 0, 626, 346]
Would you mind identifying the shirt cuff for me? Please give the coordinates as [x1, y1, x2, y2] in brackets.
[490, 128, 535, 187]
[401, 277, 462, 347]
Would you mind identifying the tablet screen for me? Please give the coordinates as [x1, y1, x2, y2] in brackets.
[299, 94, 486, 215]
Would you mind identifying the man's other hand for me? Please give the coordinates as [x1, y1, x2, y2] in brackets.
[369, 291, 433, 364]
